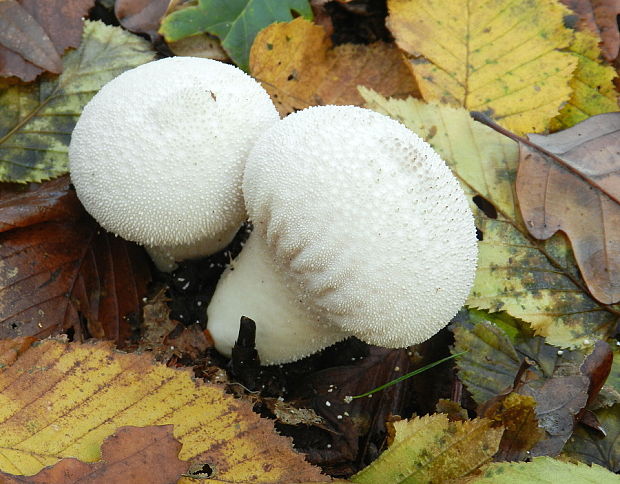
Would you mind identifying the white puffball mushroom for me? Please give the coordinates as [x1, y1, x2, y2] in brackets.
[69, 56, 280, 271]
[207, 105, 478, 364]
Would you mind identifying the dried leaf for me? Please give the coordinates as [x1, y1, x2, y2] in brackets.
[159, 0, 313, 71]
[550, 31, 619, 131]
[0, 177, 151, 346]
[516, 113, 620, 304]
[115, 0, 170, 40]
[469, 456, 619, 483]
[386, 0, 578, 134]
[0, 426, 188, 483]
[0, 20, 155, 183]
[0, 339, 329, 482]
[351, 414, 503, 484]
[361, 90, 618, 347]
[250, 18, 418, 116]
[563, 404, 620, 471]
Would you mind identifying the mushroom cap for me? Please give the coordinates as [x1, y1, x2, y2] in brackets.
[69, 56, 279, 248]
[243, 105, 477, 348]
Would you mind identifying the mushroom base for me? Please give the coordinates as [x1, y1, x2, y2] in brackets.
[146, 223, 242, 272]
[206, 231, 349, 365]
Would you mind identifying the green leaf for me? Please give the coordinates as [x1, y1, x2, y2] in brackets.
[159, 0, 313, 71]
[563, 404, 620, 472]
[471, 456, 619, 483]
[360, 89, 619, 348]
[350, 414, 503, 484]
[0, 21, 154, 183]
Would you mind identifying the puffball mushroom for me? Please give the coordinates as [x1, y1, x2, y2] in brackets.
[207, 105, 478, 364]
[69, 56, 279, 271]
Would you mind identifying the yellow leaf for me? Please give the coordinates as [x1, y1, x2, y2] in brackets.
[0, 339, 328, 483]
[360, 89, 618, 347]
[250, 17, 419, 116]
[550, 31, 620, 131]
[351, 414, 503, 484]
[386, 0, 578, 134]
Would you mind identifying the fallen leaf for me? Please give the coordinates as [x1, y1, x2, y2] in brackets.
[516, 113, 620, 304]
[386, 0, 578, 134]
[250, 18, 418, 116]
[0, 337, 36, 366]
[561, 0, 620, 61]
[0, 339, 329, 482]
[115, 0, 170, 40]
[0, 0, 96, 81]
[0, 426, 188, 483]
[361, 89, 618, 347]
[0, 20, 155, 183]
[469, 456, 619, 483]
[167, 33, 229, 61]
[350, 414, 503, 484]
[563, 404, 620, 471]
[159, 0, 313, 71]
[0, 177, 151, 346]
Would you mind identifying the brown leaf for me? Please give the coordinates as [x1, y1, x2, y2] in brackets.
[0, 426, 188, 483]
[0, 0, 95, 81]
[580, 340, 614, 408]
[0, 177, 151, 346]
[515, 112, 620, 304]
[562, 0, 620, 61]
[115, 0, 169, 41]
[0, 336, 36, 366]
[250, 17, 419, 116]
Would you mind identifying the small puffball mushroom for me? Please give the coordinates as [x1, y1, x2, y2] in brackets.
[207, 105, 478, 364]
[69, 56, 279, 271]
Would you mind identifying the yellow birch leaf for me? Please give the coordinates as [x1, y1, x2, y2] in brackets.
[386, 0, 578, 134]
[0, 339, 329, 483]
[350, 414, 503, 484]
[249, 17, 419, 116]
[360, 88, 619, 347]
[550, 30, 620, 131]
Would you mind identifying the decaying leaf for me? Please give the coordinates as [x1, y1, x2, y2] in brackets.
[386, 0, 578, 134]
[469, 456, 619, 483]
[563, 404, 620, 471]
[0, 20, 155, 183]
[350, 414, 503, 483]
[250, 18, 418, 116]
[0, 177, 151, 346]
[361, 89, 618, 347]
[550, 31, 619, 130]
[516, 113, 620, 304]
[0, 0, 96, 81]
[0, 339, 329, 482]
[115, 0, 170, 40]
[0, 426, 188, 483]
[159, 0, 313, 71]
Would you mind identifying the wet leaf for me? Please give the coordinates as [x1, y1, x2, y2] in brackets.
[0, 177, 151, 346]
[159, 0, 313, 71]
[550, 31, 619, 130]
[563, 404, 620, 471]
[0, 339, 329, 482]
[361, 90, 618, 347]
[115, 0, 170, 40]
[386, 0, 578, 134]
[250, 18, 418, 116]
[516, 113, 620, 304]
[350, 414, 503, 484]
[469, 456, 619, 483]
[0, 426, 188, 483]
[0, 20, 155, 183]
[561, 0, 620, 61]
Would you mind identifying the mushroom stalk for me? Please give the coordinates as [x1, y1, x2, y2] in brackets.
[207, 231, 349, 364]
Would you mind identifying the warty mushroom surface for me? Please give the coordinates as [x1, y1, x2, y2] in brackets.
[207, 105, 478, 364]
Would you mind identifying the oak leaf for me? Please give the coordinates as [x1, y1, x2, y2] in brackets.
[387, 0, 578, 134]
[250, 18, 419, 116]
[516, 112, 620, 304]
[0, 339, 329, 482]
